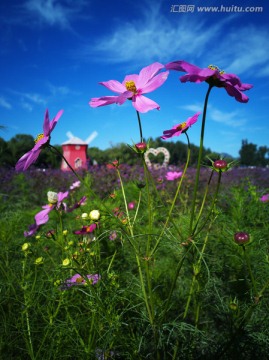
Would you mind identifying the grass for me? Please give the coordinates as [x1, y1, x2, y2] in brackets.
[1, 165, 269, 359]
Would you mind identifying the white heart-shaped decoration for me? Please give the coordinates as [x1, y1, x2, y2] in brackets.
[144, 147, 170, 168]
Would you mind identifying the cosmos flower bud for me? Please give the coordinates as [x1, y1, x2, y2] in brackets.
[22, 243, 31, 251]
[234, 232, 250, 245]
[135, 142, 147, 153]
[35, 257, 44, 265]
[89, 210, 100, 221]
[47, 191, 58, 204]
[213, 159, 228, 171]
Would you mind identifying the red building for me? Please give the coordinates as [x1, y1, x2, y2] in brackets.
[61, 136, 88, 171]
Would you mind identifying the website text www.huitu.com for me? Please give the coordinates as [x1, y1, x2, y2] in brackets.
[170, 4, 263, 13]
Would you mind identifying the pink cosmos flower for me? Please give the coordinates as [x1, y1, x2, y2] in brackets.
[64, 273, 101, 288]
[73, 224, 97, 235]
[165, 61, 253, 103]
[70, 181, 81, 190]
[15, 109, 63, 171]
[260, 194, 269, 202]
[89, 62, 169, 113]
[24, 191, 69, 237]
[161, 112, 200, 139]
[165, 171, 183, 181]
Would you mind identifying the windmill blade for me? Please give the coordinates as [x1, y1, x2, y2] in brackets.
[66, 131, 74, 139]
[85, 131, 98, 144]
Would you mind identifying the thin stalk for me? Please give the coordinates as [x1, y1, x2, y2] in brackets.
[192, 170, 222, 237]
[150, 132, 191, 257]
[183, 223, 212, 321]
[49, 145, 85, 184]
[243, 246, 258, 297]
[22, 257, 35, 360]
[189, 85, 213, 236]
[136, 111, 144, 142]
[116, 168, 133, 236]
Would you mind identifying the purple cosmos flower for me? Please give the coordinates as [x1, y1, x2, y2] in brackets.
[64, 273, 101, 288]
[89, 62, 169, 113]
[15, 109, 63, 171]
[161, 112, 200, 139]
[24, 191, 69, 237]
[165, 171, 183, 181]
[165, 61, 253, 103]
[260, 194, 269, 202]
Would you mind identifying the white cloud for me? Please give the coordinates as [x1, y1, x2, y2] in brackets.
[180, 104, 203, 113]
[23, 0, 87, 29]
[209, 107, 247, 128]
[0, 97, 12, 109]
[23, 93, 47, 105]
[86, 3, 227, 65]
[209, 25, 269, 77]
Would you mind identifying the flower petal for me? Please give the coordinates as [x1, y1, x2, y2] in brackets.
[43, 109, 50, 135]
[224, 83, 249, 103]
[99, 80, 126, 93]
[49, 109, 63, 133]
[141, 71, 169, 94]
[133, 95, 160, 113]
[89, 96, 119, 107]
[136, 62, 165, 88]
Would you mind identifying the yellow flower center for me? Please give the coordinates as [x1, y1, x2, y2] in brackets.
[208, 64, 225, 75]
[35, 133, 44, 143]
[125, 80, 137, 93]
[76, 277, 84, 283]
[176, 122, 187, 131]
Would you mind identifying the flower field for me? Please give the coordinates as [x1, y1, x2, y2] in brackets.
[1, 61, 269, 360]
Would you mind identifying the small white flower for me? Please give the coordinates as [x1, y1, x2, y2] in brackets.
[47, 191, 58, 204]
[89, 210, 100, 221]
[81, 213, 89, 220]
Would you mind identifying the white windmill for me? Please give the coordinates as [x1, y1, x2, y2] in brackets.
[61, 131, 98, 171]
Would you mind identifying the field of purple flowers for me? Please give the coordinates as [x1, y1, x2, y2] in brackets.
[1, 60, 269, 359]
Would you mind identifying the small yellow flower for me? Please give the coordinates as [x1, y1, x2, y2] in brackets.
[68, 240, 74, 246]
[89, 210, 100, 221]
[35, 235, 41, 240]
[62, 258, 70, 266]
[35, 257, 44, 265]
[22, 243, 31, 251]
[62, 229, 68, 236]
[54, 280, 61, 286]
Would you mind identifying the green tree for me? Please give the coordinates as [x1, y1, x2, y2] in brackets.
[239, 139, 257, 166]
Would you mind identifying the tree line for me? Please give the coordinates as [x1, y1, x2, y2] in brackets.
[0, 135, 268, 169]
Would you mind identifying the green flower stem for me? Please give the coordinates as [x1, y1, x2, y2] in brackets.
[183, 224, 212, 321]
[243, 246, 258, 297]
[116, 168, 133, 236]
[149, 132, 191, 257]
[192, 170, 222, 237]
[159, 245, 192, 323]
[22, 257, 35, 360]
[189, 84, 213, 236]
[117, 166, 154, 326]
[49, 145, 86, 185]
[136, 253, 154, 325]
[136, 110, 144, 143]
[131, 190, 142, 227]
[191, 170, 214, 235]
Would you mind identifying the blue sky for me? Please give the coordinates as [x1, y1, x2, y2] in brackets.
[0, 0, 268, 158]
